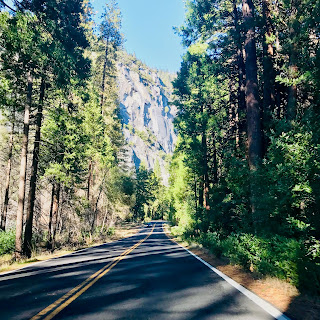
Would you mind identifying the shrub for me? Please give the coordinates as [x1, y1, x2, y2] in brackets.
[197, 231, 303, 287]
[0, 229, 15, 255]
[107, 227, 115, 236]
[298, 238, 320, 294]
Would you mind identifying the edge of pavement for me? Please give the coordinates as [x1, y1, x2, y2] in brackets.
[162, 222, 292, 320]
[0, 223, 146, 277]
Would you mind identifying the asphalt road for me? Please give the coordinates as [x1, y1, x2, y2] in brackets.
[0, 222, 288, 320]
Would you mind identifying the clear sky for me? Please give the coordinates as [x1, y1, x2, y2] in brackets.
[92, 0, 186, 72]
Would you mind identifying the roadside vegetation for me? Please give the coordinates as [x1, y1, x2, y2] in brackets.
[165, 0, 320, 298]
[132, 0, 320, 302]
[0, 0, 320, 311]
[0, 0, 138, 262]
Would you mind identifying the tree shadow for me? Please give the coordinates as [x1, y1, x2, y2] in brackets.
[0, 223, 280, 319]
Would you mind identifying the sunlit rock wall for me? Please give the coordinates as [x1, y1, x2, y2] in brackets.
[117, 53, 177, 184]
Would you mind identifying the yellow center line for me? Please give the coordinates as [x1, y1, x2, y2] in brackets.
[31, 225, 155, 320]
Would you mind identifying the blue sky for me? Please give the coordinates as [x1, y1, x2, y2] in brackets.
[92, 0, 186, 72]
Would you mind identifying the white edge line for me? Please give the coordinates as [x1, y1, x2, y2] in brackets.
[163, 224, 291, 320]
[0, 225, 146, 278]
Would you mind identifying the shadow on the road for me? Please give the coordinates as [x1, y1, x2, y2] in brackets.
[284, 293, 320, 320]
[53, 227, 274, 319]
[0, 230, 152, 281]
[0, 223, 276, 320]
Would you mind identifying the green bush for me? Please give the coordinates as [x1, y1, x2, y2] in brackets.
[298, 238, 320, 294]
[171, 225, 185, 237]
[0, 229, 15, 255]
[198, 231, 303, 287]
[107, 227, 115, 236]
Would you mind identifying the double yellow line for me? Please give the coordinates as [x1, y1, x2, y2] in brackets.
[31, 224, 155, 320]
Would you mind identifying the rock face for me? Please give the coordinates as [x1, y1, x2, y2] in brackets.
[117, 53, 177, 184]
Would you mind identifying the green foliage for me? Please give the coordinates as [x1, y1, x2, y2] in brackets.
[0, 0, 134, 255]
[135, 129, 155, 146]
[0, 230, 15, 255]
[167, 0, 320, 295]
[197, 231, 320, 294]
[107, 227, 115, 236]
[41, 102, 88, 186]
[100, 0, 122, 48]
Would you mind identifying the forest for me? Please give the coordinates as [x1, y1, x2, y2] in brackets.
[0, 0, 319, 299]
[166, 0, 320, 296]
[0, 0, 137, 260]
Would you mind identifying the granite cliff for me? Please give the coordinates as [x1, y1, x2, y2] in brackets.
[117, 53, 177, 184]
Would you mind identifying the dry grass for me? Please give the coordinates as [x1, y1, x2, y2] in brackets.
[164, 225, 320, 320]
[0, 222, 143, 274]
[112, 222, 143, 240]
[0, 249, 72, 273]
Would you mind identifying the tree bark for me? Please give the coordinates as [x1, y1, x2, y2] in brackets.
[87, 160, 92, 201]
[100, 41, 109, 112]
[262, 0, 276, 154]
[101, 203, 108, 233]
[1, 117, 15, 231]
[287, 43, 298, 121]
[15, 72, 32, 260]
[243, 0, 262, 170]
[202, 132, 210, 211]
[229, 77, 238, 147]
[287, 1, 300, 121]
[48, 184, 55, 249]
[50, 182, 60, 252]
[91, 186, 103, 233]
[198, 178, 204, 208]
[243, 0, 262, 232]
[194, 175, 198, 213]
[233, 0, 246, 141]
[213, 138, 218, 184]
[23, 78, 45, 257]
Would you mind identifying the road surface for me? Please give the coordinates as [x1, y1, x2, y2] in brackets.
[0, 222, 289, 319]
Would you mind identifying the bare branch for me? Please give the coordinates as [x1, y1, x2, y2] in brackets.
[0, 0, 16, 12]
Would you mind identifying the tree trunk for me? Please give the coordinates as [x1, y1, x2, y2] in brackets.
[1, 118, 15, 231]
[213, 139, 218, 184]
[202, 132, 210, 211]
[87, 160, 92, 201]
[287, 2, 300, 121]
[48, 184, 55, 249]
[91, 187, 103, 234]
[15, 72, 32, 260]
[233, 0, 246, 142]
[243, 0, 262, 169]
[262, 0, 276, 154]
[101, 203, 108, 233]
[243, 0, 262, 232]
[51, 182, 60, 252]
[194, 175, 198, 213]
[198, 178, 204, 208]
[23, 78, 45, 257]
[100, 41, 109, 112]
[287, 46, 298, 121]
[229, 77, 238, 147]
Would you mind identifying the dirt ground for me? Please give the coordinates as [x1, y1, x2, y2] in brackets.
[0, 222, 143, 274]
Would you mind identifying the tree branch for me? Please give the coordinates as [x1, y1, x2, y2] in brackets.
[0, 0, 16, 12]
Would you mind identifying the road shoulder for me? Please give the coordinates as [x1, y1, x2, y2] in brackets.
[0, 222, 143, 275]
[163, 224, 320, 320]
